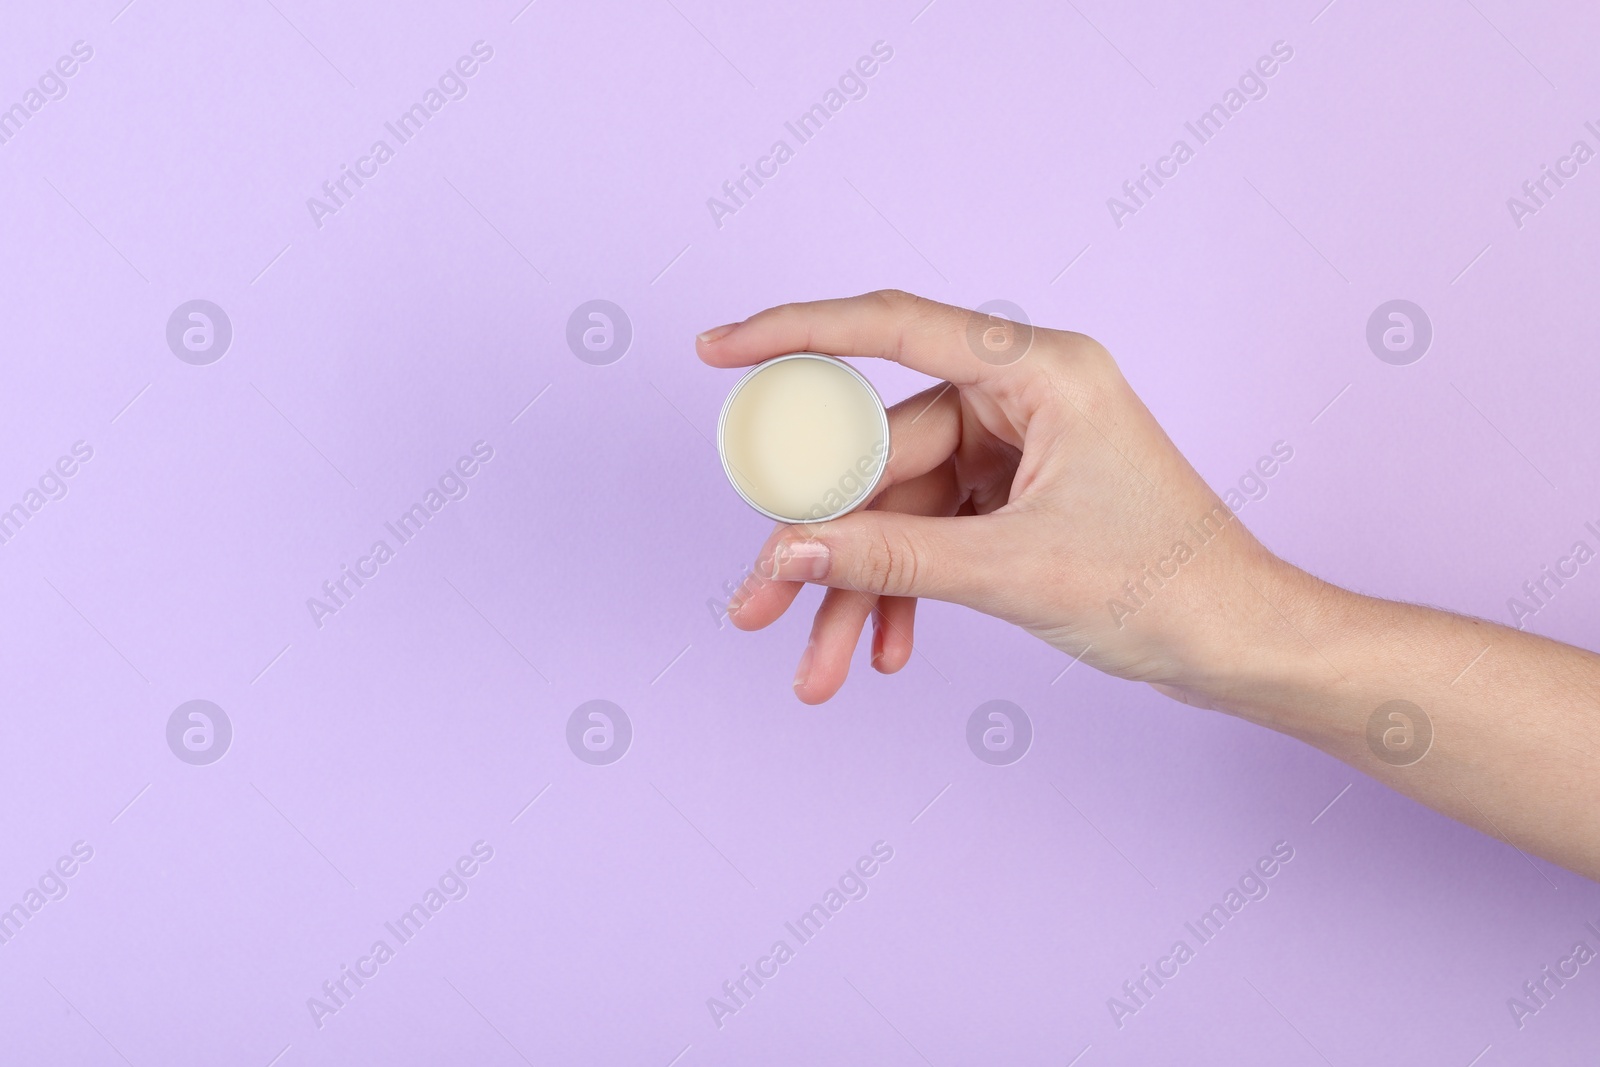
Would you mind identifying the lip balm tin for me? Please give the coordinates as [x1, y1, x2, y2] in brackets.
[716, 352, 891, 524]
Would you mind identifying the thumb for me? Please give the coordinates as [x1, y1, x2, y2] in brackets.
[765, 511, 999, 608]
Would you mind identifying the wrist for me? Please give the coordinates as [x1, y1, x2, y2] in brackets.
[1160, 554, 1354, 731]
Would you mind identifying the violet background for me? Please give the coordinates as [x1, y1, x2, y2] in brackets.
[3, 0, 1599, 1064]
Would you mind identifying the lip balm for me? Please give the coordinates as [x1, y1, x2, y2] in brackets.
[717, 353, 890, 524]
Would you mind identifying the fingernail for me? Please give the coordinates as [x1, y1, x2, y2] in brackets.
[768, 540, 829, 581]
[793, 640, 815, 691]
[697, 322, 740, 344]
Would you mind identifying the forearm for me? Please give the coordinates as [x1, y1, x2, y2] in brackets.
[1194, 561, 1600, 880]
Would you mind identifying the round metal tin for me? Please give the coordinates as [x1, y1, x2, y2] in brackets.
[716, 352, 891, 524]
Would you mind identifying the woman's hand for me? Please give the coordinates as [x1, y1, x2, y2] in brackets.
[697, 290, 1296, 705]
[699, 290, 1600, 882]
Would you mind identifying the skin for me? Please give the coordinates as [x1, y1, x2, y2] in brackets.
[697, 290, 1600, 883]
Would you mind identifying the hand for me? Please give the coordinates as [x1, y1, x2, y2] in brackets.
[699, 290, 1600, 883]
[696, 290, 1294, 704]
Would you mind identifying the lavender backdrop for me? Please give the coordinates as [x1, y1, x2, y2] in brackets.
[3, 0, 1599, 1064]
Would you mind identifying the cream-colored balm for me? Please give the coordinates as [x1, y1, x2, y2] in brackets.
[718, 353, 890, 523]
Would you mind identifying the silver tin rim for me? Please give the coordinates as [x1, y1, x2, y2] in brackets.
[716, 352, 891, 525]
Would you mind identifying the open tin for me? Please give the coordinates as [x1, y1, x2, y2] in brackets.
[716, 352, 891, 524]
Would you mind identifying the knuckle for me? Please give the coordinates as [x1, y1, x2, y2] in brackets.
[1038, 332, 1126, 403]
[1058, 330, 1117, 373]
[764, 300, 805, 327]
[863, 289, 921, 362]
[859, 528, 920, 594]
[1033, 328, 1083, 360]
[868, 288, 916, 312]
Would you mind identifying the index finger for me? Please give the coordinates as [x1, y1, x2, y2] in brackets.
[695, 290, 1007, 386]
